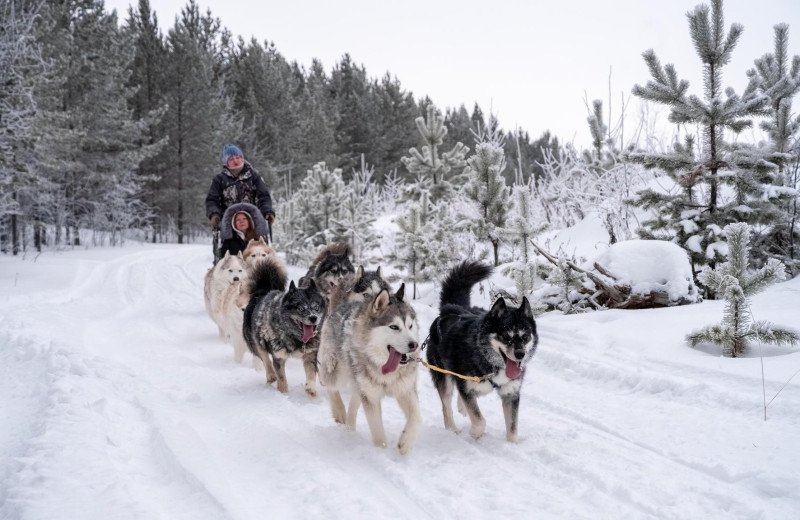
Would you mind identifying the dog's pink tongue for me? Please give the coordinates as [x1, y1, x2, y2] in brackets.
[381, 347, 402, 375]
[505, 358, 522, 380]
[301, 324, 316, 344]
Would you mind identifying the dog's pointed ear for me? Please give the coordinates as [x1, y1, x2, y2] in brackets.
[259, 237, 268, 246]
[246, 238, 255, 246]
[223, 250, 230, 259]
[308, 278, 317, 291]
[237, 251, 244, 260]
[288, 280, 297, 292]
[395, 283, 406, 302]
[520, 297, 533, 319]
[353, 265, 364, 283]
[488, 297, 507, 319]
[375, 266, 382, 278]
[372, 289, 390, 313]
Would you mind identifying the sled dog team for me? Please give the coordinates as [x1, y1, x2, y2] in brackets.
[204, 242, 539, 454]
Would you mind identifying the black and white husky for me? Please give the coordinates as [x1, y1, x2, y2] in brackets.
[426, 261, 538, 442]
[243, 259, 327, 397]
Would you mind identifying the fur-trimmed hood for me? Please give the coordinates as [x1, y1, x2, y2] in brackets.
[220, 202, 269, 241]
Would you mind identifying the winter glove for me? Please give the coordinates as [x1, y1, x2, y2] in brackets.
[210, 214, 221, 231]
[265, 213, 275, 225]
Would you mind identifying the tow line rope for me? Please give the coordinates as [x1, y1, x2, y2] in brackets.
[412, 329, 485, 383]
[414, 359, 483, 383]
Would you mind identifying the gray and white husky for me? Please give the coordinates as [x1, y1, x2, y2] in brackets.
[243, 259, 327, 397]
[328, 265, 390, 311]
[426, 261, 538, 443]
[317, 283, 421, 454]
[299, 242, 356, 301]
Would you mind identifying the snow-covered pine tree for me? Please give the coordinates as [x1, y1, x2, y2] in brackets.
[502, 183, 547, 300]
[30, 0, 159, 248]
[401, 105, 468, 200]
[380, 169, 405, 214]
[747, 24, 800, 274]
[123, 0, 169, 243]
[581, 100, 637, 244]
[462, 124, 511, 266]
[687, 223, 798, 357]
[330, 157, 380, 265]
[391, 199, 425, 300]
[161, 1, 239, 243]
[627, 0, 784, 282]
[0, 0, 46, 254]
[390, 190, 473, 299]
[291, 162, 348, 259]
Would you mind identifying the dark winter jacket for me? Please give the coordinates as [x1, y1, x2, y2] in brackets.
[219, 202, 270, 257]
[205, 162, 274, 220]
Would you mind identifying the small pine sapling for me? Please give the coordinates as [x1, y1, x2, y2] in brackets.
[687, 223, 799, 357]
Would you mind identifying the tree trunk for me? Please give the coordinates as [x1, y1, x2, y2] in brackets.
[11, 213, 19, 256]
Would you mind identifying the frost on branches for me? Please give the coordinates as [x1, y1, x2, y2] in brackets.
[627, 0, 791, 280]
[390, 191, 473, 299]
[401, 105, 468, 201]
[462, 125, 511, 267]
[502, 184, 547, 302]
[746, 23, 800, 274]
[687, 223, 798, 357]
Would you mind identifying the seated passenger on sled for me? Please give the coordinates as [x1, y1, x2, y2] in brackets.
[218, 202, 270, 257]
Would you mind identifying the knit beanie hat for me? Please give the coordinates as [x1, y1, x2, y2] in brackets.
[221, 144, 243, 165]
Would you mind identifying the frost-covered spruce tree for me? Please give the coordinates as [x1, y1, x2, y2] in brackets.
[391, 199, 426, 300]
[748, 24, 800, 179]
[687, 223, 799, 357]
[747, 24, 800, 273]
[503, 184, 547, 299]
[390, 191, 473, 299]
[331, 161, 380, 265]
[401, 105, 468, 201]
[293, 162, 347, 246]
[582, 100, 637, 244]
[627, 0, 782, 281]
[0, 0, 46, 253]
[462, 124, 511, 266]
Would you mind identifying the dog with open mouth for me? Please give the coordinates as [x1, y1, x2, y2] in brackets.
[317, 283, 421, 454]
[298, 242, 355, 302]
[243, 260, 327, 397]
[426, 261, 538, 442]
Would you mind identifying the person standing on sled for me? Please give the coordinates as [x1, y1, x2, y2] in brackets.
[206, 144, 275, 262]
[218, 203, 270, 257]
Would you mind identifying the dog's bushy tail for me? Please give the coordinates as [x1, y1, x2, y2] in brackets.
[440, 261, 493, 309]
[248, 258, 288, 299]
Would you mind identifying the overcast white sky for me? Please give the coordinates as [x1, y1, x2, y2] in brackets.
[106, 0, 799, 147]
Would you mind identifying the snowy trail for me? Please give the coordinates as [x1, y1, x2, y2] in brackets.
[2, 244, 799, 519]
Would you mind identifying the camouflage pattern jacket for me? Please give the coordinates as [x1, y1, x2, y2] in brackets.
[205, 162, 274, 220]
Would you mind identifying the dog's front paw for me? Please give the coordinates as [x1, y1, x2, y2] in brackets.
[469, 423, 485, 440]
[373, 437, 388, 449]
[506, 432, 519, 443]
[276, 380, 289, 393]
[305, 385, 318, 399]
[398, 431, 417, 455]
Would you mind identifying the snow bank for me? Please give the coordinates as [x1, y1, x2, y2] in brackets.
[591, 239, 700, 303]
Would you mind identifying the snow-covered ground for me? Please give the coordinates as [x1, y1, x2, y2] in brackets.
[2, 242, 800, 519]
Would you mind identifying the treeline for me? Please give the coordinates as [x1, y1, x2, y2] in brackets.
[0, 0, 558, 253]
